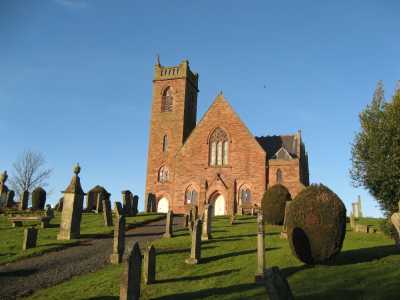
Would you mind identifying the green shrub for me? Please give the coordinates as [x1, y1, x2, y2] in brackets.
[262, 184, 292, 225]
[287, 184, 346, 265]
[31, 187, 46, 210]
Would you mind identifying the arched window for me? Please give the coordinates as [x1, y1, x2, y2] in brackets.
[209, 128, 229, 166]
[185, 186, 198, 205]
[158, 166, 169, 183]
[161, 87, 173, 112]
[162, 135, 168, 152]
[240, 186, 251, 204]
[276, 169, 283, 184]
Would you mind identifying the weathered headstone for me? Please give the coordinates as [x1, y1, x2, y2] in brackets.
[255, 213, 265, 283]
[20, 191, 29, 210]
[144, 244, 156, 284]
[230, 214, 235, 225]
[87, 185, 110, 212]
[280, 202, 291, 239]
[264, 267, 294, 300]
[45, 205, 54, 218]
[0, 171, 9, 208]
[23, 227, 38, 250]
[184, 214, 189, 228]
[122, 190, 133, 216]
[120, 242, 142, 300]
[32, 187, 46, 210]
[55, 197, 64, 212]
[110, 215, 125, 264]
[57, 164, 85, 240]
[115, 201, 125, 218]
[390, 211, 400, 249]
[146, 193, 157, 213]
[103, 199, 113, 227]
[163, 210, 173, 238]
[96, 192, 104, 214]
[185, 219, 202, 264]
[6, 190, 15, 208]
[132, 195, 139, 216]
[201, 204, 212, 240]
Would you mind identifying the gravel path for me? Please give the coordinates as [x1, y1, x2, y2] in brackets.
[0, 216, 182, 299]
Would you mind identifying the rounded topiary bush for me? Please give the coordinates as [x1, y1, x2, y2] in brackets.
[262, 184, 292, 225]
[287, 184, 346, 265]
[31, 187, 46, 210]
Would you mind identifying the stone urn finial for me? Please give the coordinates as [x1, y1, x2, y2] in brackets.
[0, 171, 8, 184]
[73, 163, 81, 176]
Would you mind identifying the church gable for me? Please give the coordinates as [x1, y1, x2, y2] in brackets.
[177, 93, 266, 158]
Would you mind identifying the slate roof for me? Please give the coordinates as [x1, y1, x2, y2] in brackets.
[255, 135, 298, 159]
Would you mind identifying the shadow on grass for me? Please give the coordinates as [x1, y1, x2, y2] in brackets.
[152, 283, 263, 300]
[333, 245, 399, 265]
[202, 247, 279, 263]
[125, 232, 163, 238]
[281, 264, 314, 278]
[296, 289, 365, 300]
[157, 269, 240, 284]
[158, 246, 217, 255]
[85, 297, 118, 300]
[79, 233, 112, 239]
[0, 268, 38, 277]
[203, 238, 243, 244]
[206, 233, 257, 241]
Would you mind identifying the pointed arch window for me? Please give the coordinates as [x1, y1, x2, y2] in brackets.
[209, 128, 229, 166]
[161, 87, 173, 112]
[276, 169, 283, 184]
[158, 166, 169, 183]
[240, 186, 251, 204]
[185, 186, 198, 205]
[162, 135, 168, 153]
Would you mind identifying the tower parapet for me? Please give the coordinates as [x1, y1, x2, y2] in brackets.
[154, 60, 198, 90]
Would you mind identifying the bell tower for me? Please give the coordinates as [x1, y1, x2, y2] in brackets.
[144, 59, 199, 212]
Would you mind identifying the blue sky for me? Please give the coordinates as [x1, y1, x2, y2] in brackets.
[1, 0, 399, 216]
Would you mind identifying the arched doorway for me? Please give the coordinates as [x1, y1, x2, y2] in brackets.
[157, 197, 169, 213]
[212, 194, 225, 216]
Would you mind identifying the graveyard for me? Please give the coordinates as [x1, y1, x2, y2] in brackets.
[0, 212, 398, 299]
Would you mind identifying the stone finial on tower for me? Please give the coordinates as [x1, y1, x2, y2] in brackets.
[156, 54, 161, 67]
[73, 163, 81, 175]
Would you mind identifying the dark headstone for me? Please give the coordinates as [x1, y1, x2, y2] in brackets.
[122, 190, 133, 216]
[20, 191, 29, 210]
[163, 210, 173, 238]
[103, 199, 113, 227]
[132, 195, 139, 216]
[120, 242, 142, 300]
[184, 214, 189, 228]
[6, 190, 15, 208]
[144, 244, 156, 284]
[23, 227, 38, 250]
[115, 201, 125, 218]
[264, 267, 294, 300]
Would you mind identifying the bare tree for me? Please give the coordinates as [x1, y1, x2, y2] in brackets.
[9, 150, 52, 196]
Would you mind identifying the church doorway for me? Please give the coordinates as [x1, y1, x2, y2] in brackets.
[157, 197, 169, 213]
[211, 194, 225, 216]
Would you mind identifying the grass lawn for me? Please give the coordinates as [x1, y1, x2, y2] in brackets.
[0, 212, 164, 265]
[26, 216, 400, 300]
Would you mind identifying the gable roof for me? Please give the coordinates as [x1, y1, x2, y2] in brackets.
[255, 134, 298, 158]
[177, 93, 266, 156]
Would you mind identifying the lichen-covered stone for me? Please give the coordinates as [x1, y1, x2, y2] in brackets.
[262, 184, 291, 225]
[287, 184, 346, 265]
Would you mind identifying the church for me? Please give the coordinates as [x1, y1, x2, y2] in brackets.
[144, 59, 309, 216]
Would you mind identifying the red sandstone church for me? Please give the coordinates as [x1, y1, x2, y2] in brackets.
[145, 59, 309, 215]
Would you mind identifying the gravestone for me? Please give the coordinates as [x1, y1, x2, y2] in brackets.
[264, 267, 294, 300]
[122, 190, 133, 216]
[132, 195, 139, 216]
[120, 242, 142, 300]
[115, 201, 125, 218]
[255, 213, 265, 283]
[55, 197, 63, 212]
[20, 191, 29, 210]
[163, 210, 173, 238]
[0, 171, 9, 208]
[57, 164, 85, 240]
[391, 211, 400, 249]
[6, 190, 15, 208]
[146, 193, 157, 213]
[184, 214, 189, 228]
[144, 244, 156, 284]
[45, 205, 54, 218]
[32, 187, 46, 210]
[280, 202, 291, 239]
[87, 185, 110, 212]
[230, 214, 235, 225]
[23, 227, 38, 250]
[201, 204, 212, 240]
[110, 215, 125, 264]
[185, 219, 202, 264]
[103, 199, 113, 227]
